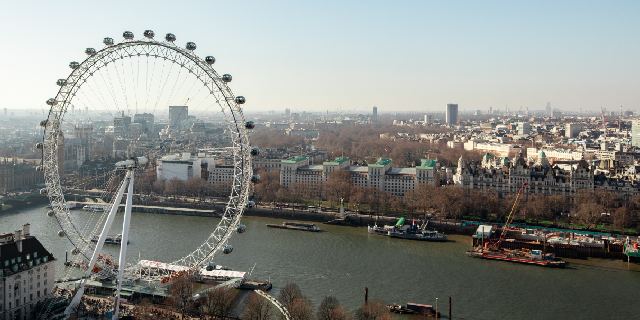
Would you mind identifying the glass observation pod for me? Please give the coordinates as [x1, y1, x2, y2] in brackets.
[36, 166, 45, 172]
[39, 120, 48, 127]
[222, 74, 232, 83]
[251, 175, 260, 183]
[85, 48, 96, 55]
[40, 188, 48, 195]
[165, 33, 176, 42]
[235, 96, 246, 104]
[186, 42, 197, 50]
[35, 142, 44, 149]
[143, 30, 154, 38]
[205, 56, 216, 65]
[123, 31, 134, 39]
[46, 98, 56, 106]
[237, 225, 246, 233]
[56, 79, 67, 86]
[103, 37, 114, 46]
[223, 245, 233, 254]
[245, 121, 255, 129]
[57, 230, 66, 237]
[69, 61, 80, 69]
[250, 147, 260, 156]
[47, 210, 55, 217]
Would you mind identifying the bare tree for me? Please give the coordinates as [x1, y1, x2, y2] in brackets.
[330, 306, 353, 320]
[168, 274, 198, 319]
[317, 296, 340, 320]
[278, 283, 303, 308]
[242, 293, 274, 320]
[354, 301, 395, 320]
[133, 298, 153, 320]
[288, 297, 314, 320]
[200, 286, 237, 319]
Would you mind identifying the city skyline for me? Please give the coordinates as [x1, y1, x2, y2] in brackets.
[1, 1, 639, 113]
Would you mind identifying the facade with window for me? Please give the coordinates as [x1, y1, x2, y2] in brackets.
[0, 224, 55, 320]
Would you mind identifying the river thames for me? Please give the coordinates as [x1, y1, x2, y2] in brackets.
[1, 205, 638, 319]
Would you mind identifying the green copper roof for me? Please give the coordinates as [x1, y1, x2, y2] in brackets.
[501, 157, 510, 163]
[281, 156, 308, 164]
[323, 157, 349, 166]
[417, 159, 436, 169]
[539, 151, 546, 157]
[483, 152, 492, 159]
[369, 158, 392, 167]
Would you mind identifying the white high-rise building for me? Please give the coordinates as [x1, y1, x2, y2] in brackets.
[446, 104, 458, 126]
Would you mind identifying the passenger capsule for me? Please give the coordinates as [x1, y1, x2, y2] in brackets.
[186, 42, 197, 50]
[222, 74, 232, 83]
[235, 96, 246, 104]
[35, 142, 44, 149]
[223, 245, 233, 254]
[205, 56, 216, 65]
[205, 263, 216, 271]
[123, 31, 134, 40]
[103, 37, 114, 46]
[72, 248, 81, 255]
[245, 201, 255, 208]
[47, 210, 55, 217]
[165, 33, 176, 42]
[39, 120, 48, 127]
[46, 98, 56, 106]
[56, 79, 67, 86]
[143, 30, 155, 39]
[250, 175, 260, 184]
[40, 188, 48, 195]
[236, 225, 246, 234]
[85, 48, 96, 56]
[250, 147, 260, 156]
[36, 166, 45, 172]
[69, 61, 80, 69]
[57, 230, 66, 237]
[245, 121, 255, 130]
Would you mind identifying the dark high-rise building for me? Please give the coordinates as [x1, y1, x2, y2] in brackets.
[169, 106, 188, 129]
[372, 106, 378, 122]
[546, 102, 551, 115]
[446, 104, 458, 126]
[285, 108, 291, 118]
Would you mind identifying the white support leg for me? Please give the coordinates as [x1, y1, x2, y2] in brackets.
[64, 170, 131, 315]
[113, 169, 134, 320]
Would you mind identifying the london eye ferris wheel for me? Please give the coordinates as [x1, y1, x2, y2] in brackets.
[37, 30, 259, 316]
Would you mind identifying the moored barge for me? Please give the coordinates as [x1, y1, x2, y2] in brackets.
[466, 248, 565, 268]
[266, 221, 322, 232]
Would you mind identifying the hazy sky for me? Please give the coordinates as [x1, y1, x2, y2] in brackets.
[1, 0, 638, 114]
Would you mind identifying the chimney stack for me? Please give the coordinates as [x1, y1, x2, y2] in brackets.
[15, 229, 22, 252]
[23, 223, 30, 237]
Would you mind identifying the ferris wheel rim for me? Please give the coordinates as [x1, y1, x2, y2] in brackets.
[41, 33, 253, 281]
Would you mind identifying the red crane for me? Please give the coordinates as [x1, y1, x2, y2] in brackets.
[492, 182, 528, 249]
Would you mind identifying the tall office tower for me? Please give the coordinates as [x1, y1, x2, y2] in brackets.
[113, 111, 132, 138]
[134, 113, 155, 135]
[546, 102, 551, 115]
[446, 104, 458, 126]
[169, 106, 188, 129]
[372, 106, 378, 122]
[285, 108, 291, 118]
[424, 114, 433, 125]
[632, 122, 640, 147]
[71, 105, 75, 114]
[489, 107, 492, 115]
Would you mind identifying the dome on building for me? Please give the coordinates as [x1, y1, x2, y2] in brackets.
[539, 151, 546, 158]
[483, 152, 492, 159]
[501, 157, 510, 164]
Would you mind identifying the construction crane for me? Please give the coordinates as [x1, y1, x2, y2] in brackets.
[492, 183, 528, 249]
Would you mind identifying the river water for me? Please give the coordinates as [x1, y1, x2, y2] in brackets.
[1, 205, 638, 320]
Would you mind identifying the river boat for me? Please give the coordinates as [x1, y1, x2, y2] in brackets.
[91, 234, 129, 244]
[388, 220, 447, 241]
[83, 204, 111, 212]
[466, 247, 565, 268]
[266, 221, 321, 232]
[624, 237, 640, 259]
[367, 224, 396, 235]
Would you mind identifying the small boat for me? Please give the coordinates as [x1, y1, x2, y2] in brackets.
[266, 221, 321, 232]
[91, 234, 129, 245]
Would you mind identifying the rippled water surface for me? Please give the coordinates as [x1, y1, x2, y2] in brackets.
[2, 205, 638, 319]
